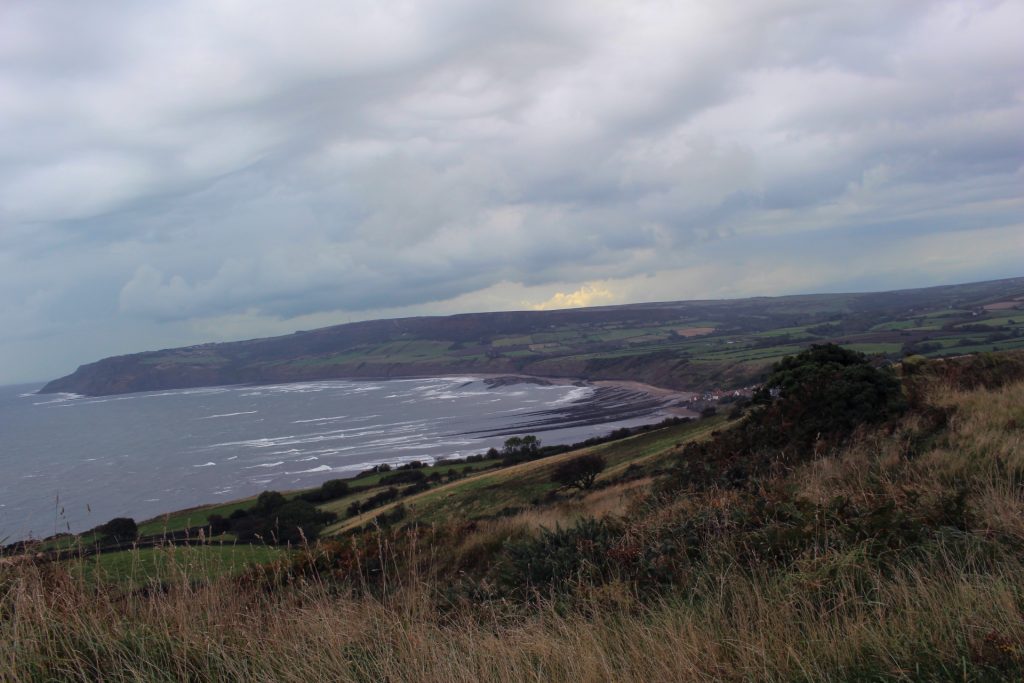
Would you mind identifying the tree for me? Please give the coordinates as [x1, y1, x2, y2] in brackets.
[253, 490, 286, 514]
[501, 435, 541, 464]
[98, 517, 137, 543]
[758, 343, 906, 448]
[234, 500, 337, 545]
[551, 454, 606, 490]
[301, 479, 350, 502]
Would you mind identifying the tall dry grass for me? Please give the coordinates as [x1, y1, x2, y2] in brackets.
[3, 545, 1022, 681]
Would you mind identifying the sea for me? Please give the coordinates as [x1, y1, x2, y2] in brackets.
[0, 377, 669, 542]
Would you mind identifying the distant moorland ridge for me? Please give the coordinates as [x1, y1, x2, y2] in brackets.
[42, 276, 1024, 396]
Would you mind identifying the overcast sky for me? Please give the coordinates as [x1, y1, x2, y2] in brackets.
[1, 1, 1022, 384]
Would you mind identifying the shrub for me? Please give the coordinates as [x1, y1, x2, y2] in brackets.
[493, 517, 624, 594]
[501, 435, 541, 465]
[346, 487, 400, 517]
[319, 479, 350, 500]
[97, 517, 137, 543]
[299, 479, 350, 503]
[551, 454, 606, 490]
[758, 343, 906, 449]
[252, 490, 287, 515]
[663, 344, 907, 494]
[233, 500, 336, 545]
[207, 514, 229, 535]
[380, 470, 426, 485]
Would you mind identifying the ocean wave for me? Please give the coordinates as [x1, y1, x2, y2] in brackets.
[245, 461, 284, 469]
[292, 465, 333, 474]
[201, 410, 258, 419]
[145, 387, 230, 399]
[205, 419, 430, 451]
[193, 462, 217, 468]
[292, 415, 348, 424]
[547, 386, 594, 406]
[32, 392, 83, 405]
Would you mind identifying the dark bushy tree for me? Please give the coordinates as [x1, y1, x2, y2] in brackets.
[252, 490, 287, 515]
[664, 344, 907, 493]
[233, 499, 336, 545]
[98, 517, 137, 543]
[501, 435, 541, 465]
[212, 490, 338, 545]
[551, 454, 606, 490]
[299, 479, 350, 503]
[757, 343, 906, 447]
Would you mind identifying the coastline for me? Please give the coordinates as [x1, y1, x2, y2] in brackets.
[1, 375, 691, 544]
[469, 373, 700, 419]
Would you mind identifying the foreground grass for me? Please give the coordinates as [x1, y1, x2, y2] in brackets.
[4, 548, 1022, 682]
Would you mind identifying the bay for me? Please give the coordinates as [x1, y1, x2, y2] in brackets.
[0, 377, 667, 542]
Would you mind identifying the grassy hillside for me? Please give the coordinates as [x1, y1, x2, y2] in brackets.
[41, 276, 1024, 395]
[6, 348, 1024, 681]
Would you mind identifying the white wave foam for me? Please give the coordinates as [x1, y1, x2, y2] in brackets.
[293, 465, 333, 474]
[292, 415, 348, 424]
[193, 462, 216, 468]
[547, 386, 594, 406]
[201, 410, 258, 419]
[245, 461, 284, 469]
[295, 456, 319, 462]
[32, 392, 83, 405]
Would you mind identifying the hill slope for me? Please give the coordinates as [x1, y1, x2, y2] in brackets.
[8, 349, 1024, 680]
[42, 276, 1024, 396]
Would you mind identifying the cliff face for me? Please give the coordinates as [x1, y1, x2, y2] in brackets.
[40, 356, 231, 395]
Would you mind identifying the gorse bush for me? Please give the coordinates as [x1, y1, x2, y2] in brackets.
[757, 343, 906, 448]
[663, 344, 907, 494]
[493, 517, 625, 594]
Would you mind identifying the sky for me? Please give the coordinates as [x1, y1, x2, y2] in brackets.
[1, 1, 1022, 385]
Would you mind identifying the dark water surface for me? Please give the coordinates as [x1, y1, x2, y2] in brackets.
[0, 377, 666, 541]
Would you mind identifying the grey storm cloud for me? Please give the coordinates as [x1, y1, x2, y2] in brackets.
[0, 0, 1022, 383]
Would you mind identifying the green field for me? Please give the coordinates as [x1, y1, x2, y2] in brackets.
[72, 543, 284, 587]
[330, 418, 721, 533]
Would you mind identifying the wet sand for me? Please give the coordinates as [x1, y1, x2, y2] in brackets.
[467, 374, 699, 437]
